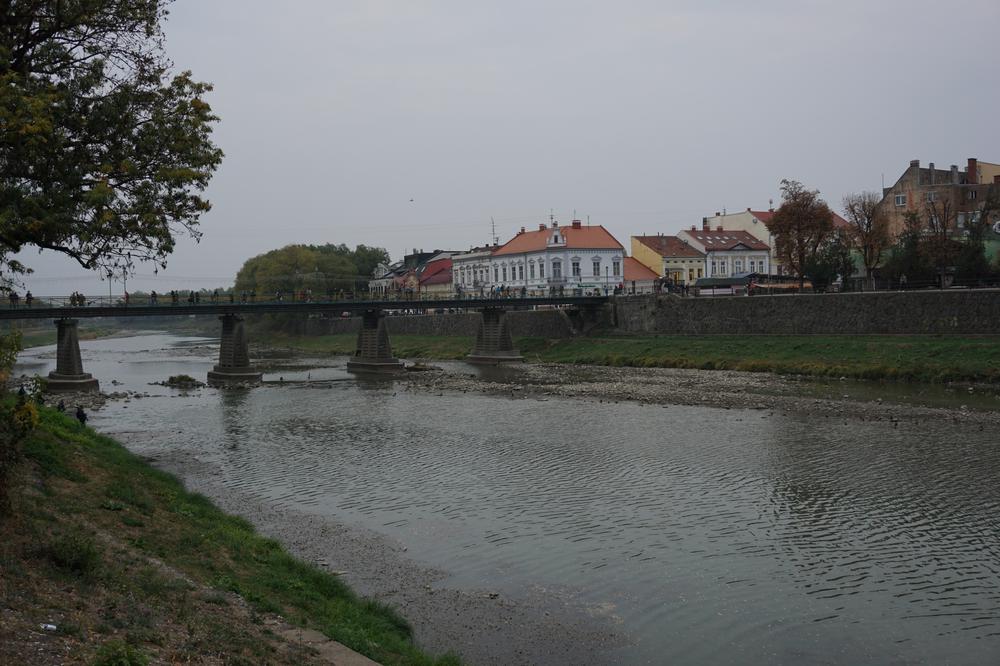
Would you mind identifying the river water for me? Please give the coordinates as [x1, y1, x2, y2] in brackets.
[15, 333, 1000, 665]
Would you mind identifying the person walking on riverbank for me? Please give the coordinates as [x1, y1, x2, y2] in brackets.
[75, 406, 87, 426]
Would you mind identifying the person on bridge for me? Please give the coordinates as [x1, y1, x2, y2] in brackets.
[171, 290, 178, 305]
[8, 291, 19, 308]
[250, 289, 256, 303]
[150, 290, 158, 304]
[75, 406, 87, 426]
[212, 289, 219, 303]
[123, 291, 129, 306]
[194, 291, 201, 304]
[24, 291, 33, 307]
[187, 291, 195, 304]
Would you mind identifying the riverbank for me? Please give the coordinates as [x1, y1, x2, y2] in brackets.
[257, 331, 1000, 385]
[0, 404, 458, 665]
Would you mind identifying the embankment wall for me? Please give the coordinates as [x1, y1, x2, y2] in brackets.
[613, 290, 1000, 335]
[296, 308, 579, 338]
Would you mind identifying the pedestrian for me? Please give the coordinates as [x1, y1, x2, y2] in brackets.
[25, 290, 33, 307]
[194, 291, 200, 304]
[8, 292, 18, 308]
[57, 400, 65, 413]
[229, 291, 234, 304]
[124, 290, 129, 306]
[212, 288, 219, 303]
[75, 406, 87, 426]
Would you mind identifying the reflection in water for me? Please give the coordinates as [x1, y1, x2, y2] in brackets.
[14, 335, 1000, 665]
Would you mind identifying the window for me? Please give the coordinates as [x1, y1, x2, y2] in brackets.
[502, 266, 507, 281]
[493, 267, 499, 282]
[689, 269, 694, 281]
[895, 194, 907, 207]
[697, 269, 703, 278]
[540, 262, 545, 278]
[518, 265, 524, 280]
[926, 191, 937, 203]
[552, 261, 561, 278]
[613, 261, 620, 277]
[593, 261, 600, 277]
[969, 190, 978, 201]
[735, 260, 743, 273]
[572, 261, 581, 277]
[530, 264, 535, 279]
[711, 261, 717, 276]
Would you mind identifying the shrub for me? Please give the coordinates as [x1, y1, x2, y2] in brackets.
[47, 532, 102, 577]
[91, 640, 150, 666]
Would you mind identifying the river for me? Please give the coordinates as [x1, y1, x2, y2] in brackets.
[14, 333, 1000, 665]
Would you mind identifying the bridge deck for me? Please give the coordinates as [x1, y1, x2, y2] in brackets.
[0, 296, 610, 321]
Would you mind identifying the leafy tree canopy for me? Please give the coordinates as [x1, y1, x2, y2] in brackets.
[765, 179, 835, 286]
[0, 0, 223, 288]
[234, 244, 390, 296]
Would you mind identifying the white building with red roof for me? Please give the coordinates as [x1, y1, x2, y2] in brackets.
[676, 227, 771, 278]
[455, 219, 626, 296]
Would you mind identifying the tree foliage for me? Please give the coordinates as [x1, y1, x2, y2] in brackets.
[234, 244, 391, 296]
[842, 191, 890, 289]
[0, 0, 223, 288]
[765, 179, 835, 287]
[805, 228, 855, 291]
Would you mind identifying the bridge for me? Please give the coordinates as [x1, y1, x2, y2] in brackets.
[0, 296, 610, 391]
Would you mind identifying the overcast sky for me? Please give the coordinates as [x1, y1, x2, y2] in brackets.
[20, 0, 1000, 295]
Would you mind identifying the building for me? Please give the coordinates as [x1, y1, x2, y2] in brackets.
[368, 249, 451, 298]
[416, 253, 454, 297]
[676, 227, 771, 278]
[489, 219, 626, 295]
[451, 245, 496, 297]
[630, 235, 706, 285]
[878, 157, 1000, 237]
[622, 257, 661, 294]
[702, 208, 850, 274]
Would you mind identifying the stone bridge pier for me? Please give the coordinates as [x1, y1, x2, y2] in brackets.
[467, 306, 523, 364]
[347, 308, 405, 374]
[47, 318, 99, 392]
[207, 314, 262, 385]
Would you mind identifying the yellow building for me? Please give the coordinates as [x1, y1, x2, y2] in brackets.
[631, 235, 705, 285]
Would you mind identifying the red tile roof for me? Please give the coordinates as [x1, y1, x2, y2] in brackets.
[494, 224, 623, 256]
[633, 235, 705, 258]
[682, 229, 770, 251]
[623, 256, 659, 281]
[756, 209, 850, 229]
[418, 258, 452, 286]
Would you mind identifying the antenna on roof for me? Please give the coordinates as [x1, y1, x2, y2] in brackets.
[550, 208, 554, 225]
[490, 216, 498, 246]
[587, 215, 590, 226]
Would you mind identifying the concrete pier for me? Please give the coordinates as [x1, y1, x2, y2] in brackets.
[46, 318, 100, 392]
[207, 314, 262, 384]
[467, 307, 523, 364]
[346, 309, 405, 374]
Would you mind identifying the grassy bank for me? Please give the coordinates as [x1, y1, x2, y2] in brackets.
[0, 405, 458, 665]
[261, 331, 1000, 384]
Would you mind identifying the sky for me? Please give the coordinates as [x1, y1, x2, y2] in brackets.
[18, 0, 1000, 296]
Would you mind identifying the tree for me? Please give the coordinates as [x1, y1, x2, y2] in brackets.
[233, 243, 391, 297]
[956, 184, 1000, 285]
[765, 179, 835, 288]
[923, 197, 961, 288]
[0, 1, 223, 288]
[804, 229, 855, 292]
[883, 211, 931, 287]
[842, 191, 890, 290]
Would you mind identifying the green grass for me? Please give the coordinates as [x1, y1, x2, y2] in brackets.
[262, 331, 1000, 384]
[18, 407, 459, 666]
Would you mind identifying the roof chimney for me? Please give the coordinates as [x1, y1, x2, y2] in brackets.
[691, 225, 696, 231]
[702, 217, 709, 231]
[552, 221, 559, 228]
[518, 226, 525, 235]
[929, 162, 935, 184]
[951, 165, 959, 184]
[571, 219, 582, 229]
[716, 226, 724, 232]
[746, 207, 751, 212]
[539, 223, 546, 231]
[910, 159, 920, 168]
[968, 157, 979, 184]
[714, 211, 720, 217]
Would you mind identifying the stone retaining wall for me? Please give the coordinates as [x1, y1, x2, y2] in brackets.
[299, 308, 580, 339]
[612, 290, 1000, 335]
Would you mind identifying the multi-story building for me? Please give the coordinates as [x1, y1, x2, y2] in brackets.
[702, 208, 850, 274]
[486, 219, 626, 295]
[451, 246, 496, 297]
[878, 157, 1000, 237]
[630, 235, 706, 285]
[676, 227, 771, 277]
